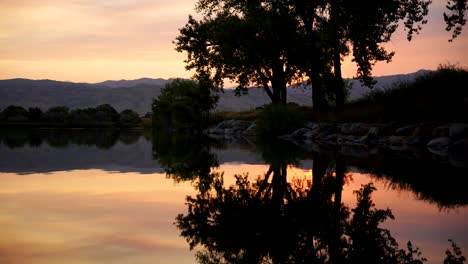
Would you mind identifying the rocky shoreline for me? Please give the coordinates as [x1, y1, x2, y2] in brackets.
[204, 120, 468, 168]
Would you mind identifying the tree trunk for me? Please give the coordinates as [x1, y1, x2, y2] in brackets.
[330, 0, 345, 112]
[261, 80, 277, 104]
[333, 51, 345, 112]
[311, 68, 328, 112]
[280, 84, 287, 105]
[272, 64, 287, 105]
[297, 11, 328, 112]
[329, 155, 345, 263]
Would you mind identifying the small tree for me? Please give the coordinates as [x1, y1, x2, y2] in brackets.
[69, 108, 94, 124]
[152, 79, 217, 131]
[27, 107, 43, 122]
[43, 106, 69, 123]
[95, 104, 119, 122]
[1, 105, 28, 122]
[118, 109, 141, 125]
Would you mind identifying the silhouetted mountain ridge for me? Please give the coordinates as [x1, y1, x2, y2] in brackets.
[95, 77, 174, 88]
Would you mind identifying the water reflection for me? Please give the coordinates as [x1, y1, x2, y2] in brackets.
[359, 157, 468, 208]
[154, 133, 467, 263]
[0, 128, 160, 174]
[152, 131, 219, 193]
[0, 128, 466, 263]
[0, 128, 143, 148]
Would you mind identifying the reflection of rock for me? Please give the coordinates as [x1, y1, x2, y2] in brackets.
[426, 137, 451, 156]
[433, 125, 450, 137]
[449, 138, 468, 167]
[204, 120, 468, 167]
[243, 123, 257, 136]
[450, 123, 468, 139]
[395, 124, 418, 136]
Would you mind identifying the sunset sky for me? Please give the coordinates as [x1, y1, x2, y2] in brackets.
[0, 0, 467, 83]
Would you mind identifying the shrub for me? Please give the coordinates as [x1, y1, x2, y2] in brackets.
[119, 109, 141, 125]
[256, 103, 307, 137]
[152, 79, 218, 131]
[1, 105, 28, 122]
[343, 65, 468, 123]
[43, 106, 69, 122]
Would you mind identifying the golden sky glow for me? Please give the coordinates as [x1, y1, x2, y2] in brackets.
[0, 0, 467, 82]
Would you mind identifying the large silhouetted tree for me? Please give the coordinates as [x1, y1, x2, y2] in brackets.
[175, 2, 305, 104]
[177, 0, 466, 111]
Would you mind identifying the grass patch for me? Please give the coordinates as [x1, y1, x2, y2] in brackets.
[256, 103, 308, 136]
[209, 109, 258, 125]
[141, 117, 152, 129]
[340, 65, 468, 123]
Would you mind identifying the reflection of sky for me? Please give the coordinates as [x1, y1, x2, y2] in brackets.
[218, 164, 468, 264]
[0, 169, 196, 264]
[343, 173, 468, 264]
[1, 166, 467, 264]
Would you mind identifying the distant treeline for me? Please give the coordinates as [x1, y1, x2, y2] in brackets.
[0, 104, 142, 127]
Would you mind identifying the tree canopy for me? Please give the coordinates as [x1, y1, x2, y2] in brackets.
[175, 3, 305, 104]
[0, 104, 140, 127]
[152, 78, 218, 131]
[176, 0, 467, 110]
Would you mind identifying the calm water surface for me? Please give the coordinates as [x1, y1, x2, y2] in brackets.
[0, 129, 466, 264]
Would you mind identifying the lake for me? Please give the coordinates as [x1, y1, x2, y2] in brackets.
[0, 128, 466, 264]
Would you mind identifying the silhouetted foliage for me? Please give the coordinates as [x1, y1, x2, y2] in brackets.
[68, 108, 94, 123]
[445, 239, 466, 264]
[444, 0, 468, 41]
[118, 109, 141, 125]
[152, 131, 219, 193]
[27, 107, 43, 121]
[152, 79, 217, 131]
[348, 65, 468, 122]
[177, 0, 467, 112]
[255, 103, 307, 136]
[95, 104, 119, 122]
[175, 3, 305, 105]
[0, 104, 142, 127]
[43, 106, 69, 122]
[0, 105, 28, 122]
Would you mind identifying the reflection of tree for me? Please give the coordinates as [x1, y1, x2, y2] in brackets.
[0, 128, 141, 149]
[344, 155, 468, 208]
[175, 140, 464, 264]
[255, 139, 307, 209]
[152, 131, 219, 193]
[117, 130, 141, 145]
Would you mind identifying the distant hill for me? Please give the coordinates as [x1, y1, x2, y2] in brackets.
[0, 70, 430, 115]
[0, 78, 167, 115]
[94, 78, 174, 88]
